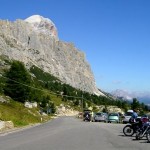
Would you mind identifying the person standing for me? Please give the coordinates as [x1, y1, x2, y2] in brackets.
[91, 111, 94, 122]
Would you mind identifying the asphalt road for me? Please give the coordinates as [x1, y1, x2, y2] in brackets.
[0, 116, 149, 150]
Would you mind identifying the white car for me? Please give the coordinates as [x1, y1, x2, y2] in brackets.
[123, 110, 133, 124]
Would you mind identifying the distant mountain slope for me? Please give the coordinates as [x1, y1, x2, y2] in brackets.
[111, 89, 133, 100]
[111, 89, 150, 105]
[0, 15, 104, 96]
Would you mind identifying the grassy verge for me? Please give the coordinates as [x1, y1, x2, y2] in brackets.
[0, 97, 43, 127]
[0, 93, 78, 128]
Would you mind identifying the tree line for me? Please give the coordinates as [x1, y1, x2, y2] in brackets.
[0, 60, 149, 114]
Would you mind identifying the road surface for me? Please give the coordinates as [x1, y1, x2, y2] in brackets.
[0, 116, 149, 150]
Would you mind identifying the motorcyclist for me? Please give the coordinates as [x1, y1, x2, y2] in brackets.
[83, 112, 91, 121]
[129, 109, 138, 123]
[132, 109, 138, 119]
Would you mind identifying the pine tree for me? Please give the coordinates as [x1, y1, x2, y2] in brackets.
[131, 98, 140, 110]
[4, 61, 31, 103]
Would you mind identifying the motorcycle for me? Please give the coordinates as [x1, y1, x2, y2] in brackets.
[83, 113, 91, 122]
[146, 128, 150, 142]
[123, 118, 143, 136]
[135, 122, 150, 140]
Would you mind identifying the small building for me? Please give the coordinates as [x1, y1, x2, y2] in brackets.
[24, 102, 38, 108]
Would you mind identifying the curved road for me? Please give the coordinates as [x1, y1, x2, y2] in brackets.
[0, 116, 149, 150]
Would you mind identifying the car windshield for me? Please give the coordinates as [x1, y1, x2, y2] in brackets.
[109, 113, 118, 116]
[96, 113, 102, 116]
[125, 112, 133, 116]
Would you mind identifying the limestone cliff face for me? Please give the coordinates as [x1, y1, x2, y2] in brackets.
[0, 15, 104, 96]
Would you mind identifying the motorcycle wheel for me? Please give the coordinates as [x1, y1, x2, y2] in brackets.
[146, 129, 150, 142]
[123, 125, 134, 136]
[135, 130, 141, 140]
[136, 128, 147, 140]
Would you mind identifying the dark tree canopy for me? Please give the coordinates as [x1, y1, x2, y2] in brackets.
[4, 61, 31, 103]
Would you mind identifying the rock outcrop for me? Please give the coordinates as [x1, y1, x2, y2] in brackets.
[0, 121, 14, 131]
[0, 15, 104, 96]
[56, 104, 78, 116]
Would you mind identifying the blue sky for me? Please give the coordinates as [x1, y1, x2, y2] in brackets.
[0, 0, 150, 93]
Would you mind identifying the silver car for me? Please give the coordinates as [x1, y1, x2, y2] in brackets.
[94, 112, 108, 122]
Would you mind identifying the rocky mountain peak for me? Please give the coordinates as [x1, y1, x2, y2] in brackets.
[0, 15, 105, 96]
[25, 15, 58, 40]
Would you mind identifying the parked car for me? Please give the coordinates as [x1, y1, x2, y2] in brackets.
[94, 112, 108, 122]
[108, 113, 120, 123]
[123, 111, 134, 124]
[122, 110, 141, 124]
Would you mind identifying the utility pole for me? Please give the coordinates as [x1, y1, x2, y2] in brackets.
[82, 95, 84, 118]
